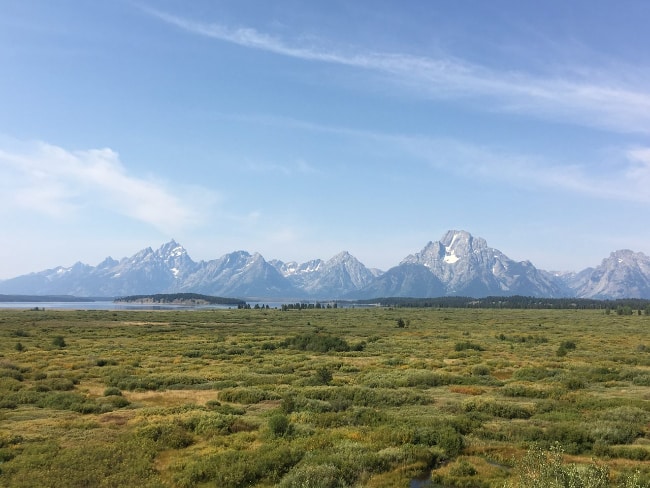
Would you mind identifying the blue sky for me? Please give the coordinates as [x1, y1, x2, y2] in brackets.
[1, 0, 650, 279]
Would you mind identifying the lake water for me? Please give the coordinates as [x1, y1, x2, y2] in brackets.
[0, 301, 242, 311]
[0, 301, 341, 311]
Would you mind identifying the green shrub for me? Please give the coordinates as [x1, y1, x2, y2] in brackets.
[268, 413, 292, 438]
[281, 332, 353, 353]
[219, 387, 280, 404]
[437, 426, 465, 457]
[314, 367, 333, 385]
[52, 336, 66, 348]
[471, 364, 491, 376]
[0, 399, 17, 409]
[454, 341, 484, 352]
[543, 424, 593, 454]
[632, 374, 650, 386]
[505, 444, 609, 488]
[105, 395, 130, 408]
[463, 398, 533, 419]
[561, 375, 587, 390]
[278, 463, 344, 488]
[501, 384, 550, 398]
[589, 422, 639, 446]
[603, 445, 650, 461]
[449, 459, 477, 477]
[0, 368, 24, 382]
[172, 443, 302, 488]
[39, 377, 75, 391]
[138, 422, 194, 449]
[556, 341, 577, 357]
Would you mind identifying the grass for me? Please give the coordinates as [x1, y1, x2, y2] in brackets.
[0, 307, 649, 486]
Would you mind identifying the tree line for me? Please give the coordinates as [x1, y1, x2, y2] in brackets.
[355, 295, 650, 310]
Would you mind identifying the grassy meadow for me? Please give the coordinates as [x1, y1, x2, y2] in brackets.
[1, 307, 650, 487]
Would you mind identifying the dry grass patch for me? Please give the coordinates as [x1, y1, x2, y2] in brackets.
[124, 389, 218, 407]
[449, 385, 485, 395]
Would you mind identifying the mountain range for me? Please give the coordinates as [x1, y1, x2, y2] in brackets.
[1, 230, 650, 300]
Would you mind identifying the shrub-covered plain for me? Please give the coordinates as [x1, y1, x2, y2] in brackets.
[0, 307, 649, 487]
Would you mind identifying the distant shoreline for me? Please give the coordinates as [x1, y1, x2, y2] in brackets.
[0, 294, 103, 303]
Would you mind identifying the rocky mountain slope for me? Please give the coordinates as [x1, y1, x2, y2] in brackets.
[560, 250, 650, 299]
[394, 230, 563, 297]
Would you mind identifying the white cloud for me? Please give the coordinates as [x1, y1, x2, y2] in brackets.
[144, 8, 650, 135]
[0, 140, 216, 232]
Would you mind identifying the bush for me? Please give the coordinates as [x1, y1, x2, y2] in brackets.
[39, 377, 75, 391]
[543, 424, 593, 454]
[471, 364, 491, 376]
[463, 399, 533, 419]
[454, 341, 484, 352]
[105, 395, 130, 408]
[281, 332, 353, 353]
[632, 374, 650, 386]
[590, 422, 639, 446]
[315, 367, 333, 385]
[52, 336, 66, 348]
[501, 384, 550, 398]
[278, 463, 344, 488]
[172, 443, 302, 488]
[138, 422, 194, 449]
[505, 444, 609, 488]
[268, 413, 292, 438]
[449, 459, 477, 477]
[561, 375, 586, 390]
[219, 387, 280, 404]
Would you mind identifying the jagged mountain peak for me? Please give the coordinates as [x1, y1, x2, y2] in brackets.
[441, 230, 489, 258]
[273, 259, 324, 277]
[610, 249, 645, 262]
[132, 246, 154, 259]
[157, 239, 186, 257]
[97, 257, 118, 269]
[328, 251, 357, 265]
[441, 229, 473, 245]
[222, 250, 252, 265]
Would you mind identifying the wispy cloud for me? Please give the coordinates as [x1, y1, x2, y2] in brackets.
[389, 135, 650, 205]
[0, 140, 217, 232]
[625, 146, 650, 188]
[245, 158, 320, 176]
[221, 112, 650, 205]
[143, 7, 650, 135]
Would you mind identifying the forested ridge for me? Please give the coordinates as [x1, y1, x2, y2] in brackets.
[114, 293, 245, 305]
